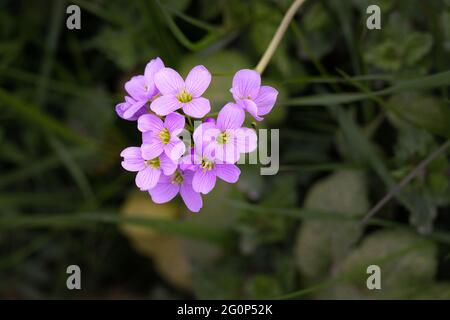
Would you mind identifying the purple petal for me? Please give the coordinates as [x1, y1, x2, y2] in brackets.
[142, 131, 157, 144]
[182, 97, 211, 118]
[144, 57, 165, 90]
[239, 99, 263, 121]
[137, 114, 164, 133]
[149, 176, 180, 204]
[125, 75, 148, 101]
[180, 183, 202, 212]
[217, 102, 245, 130]
[193, 122, 218, 146]
[141, 141, 164, 160]
[192, 169, 216, 194]
[254, 85, 278, 116]
[184, 65, 211, 97]
[164, 112, 185, 135]
[150, 95, 181, 116]
[122, 100, 147, 120]
[135, 166, 160, 190]
[214, 139, 240, 164]
[164, 137, 186, 160]
[231, 69, 261, 100]
[159, 153, 178, 175]
[120, 147, 145, 172]
[154, 67, 184, 95]
[234, 128, 257, 154]
[215, 164, 240, 183]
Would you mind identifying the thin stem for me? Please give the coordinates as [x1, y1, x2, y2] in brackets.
[255, 0, 307, 74]
[361, 138, 450, 224]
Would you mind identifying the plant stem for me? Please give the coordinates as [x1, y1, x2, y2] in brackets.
[255, 0, 307, 74]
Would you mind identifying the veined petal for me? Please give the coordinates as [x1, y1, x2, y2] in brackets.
[182, 97, 211, 118]
[239, 99, 263, 121]
[125, 75, 147, 101]
[192, 169, 216, 194]
[234, 128, 257, 154]
[144, 57, 165, 84]
[193, 122, 218, 146]
[231, 69, 261, 100]
[164, 137, 186, 161]
[180, 182, 202, 212]
[150, 95, 181, 116]
[214, 140, 240, 164]
[122, 100, 147, 120]
[120, 147, 145, 172]
[164, 112, 185, 135]
[159, 153, 178, 175]
[141, 141, 164, 160]
[217, 102, 245, 130]
[255, 85, 278, 116]
[137, 114, 164, 133]
[149, 177, 180, 204]
[154, 67, 184, 95]
[215, 164, 240, 183]
[185, 65, 211, 97]
[135, 166, 160, 190]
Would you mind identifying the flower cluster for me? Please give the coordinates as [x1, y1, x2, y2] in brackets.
[116, 57, 278, 212]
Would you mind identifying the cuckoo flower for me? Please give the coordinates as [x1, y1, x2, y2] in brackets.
[230, 69, 278, 121]
[149, 169, 202, 212]
[151, 65, 211, 118]
[138, 112, 186, 161]
[193, 103, 257, 163]
[182, 143, 241, 194]
[120, 57, 165, 119]
[120, 146, 177, 191]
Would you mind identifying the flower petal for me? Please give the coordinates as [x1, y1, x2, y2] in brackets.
[182, 97, 211, 118]
[150, 95, 181, 116]
[144, 57, 165, 90]
[239, 99, 263, 121]
[122, 100, 147, 120]
[164, 137, 186, 160]
[193, 122, 219, 146]
[185, 65, 211, 97]
[231, 69, 261, 100]
[214, 140, 240, 164]
[141, 141, 164, 160]
[192, 169, 216, 194]
[135, 166, 160, 190]
[215, 164, 240, 183]
[164, 112, 185, 135]
[154, 67, 184, 95]
[120, 147, 145, 172]
[234, 128, 257, 154]
[149, 176, 180, 204]
[254, 85, 278, 116]
[217, 102, 245, 130]
[125, 75, 148, 101]
[159, 153, 178, 175]
[137, 114, 164, 133]
[180, 183, 202, 212]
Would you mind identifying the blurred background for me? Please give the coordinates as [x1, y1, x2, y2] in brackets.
[1, 0, 450, 299]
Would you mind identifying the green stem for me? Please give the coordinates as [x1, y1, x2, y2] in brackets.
[255, 0, 307, 74]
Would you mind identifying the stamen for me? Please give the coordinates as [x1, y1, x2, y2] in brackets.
[145, 157, 160, 169]
[159, 128, 171, 144]
[217, 131, 230, 145]
[201, 158, 214, 171]
[176, 90, 192, 103]
[171, 170, 184, 184]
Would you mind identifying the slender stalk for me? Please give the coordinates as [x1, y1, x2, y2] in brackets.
[255, 0, 307, 74]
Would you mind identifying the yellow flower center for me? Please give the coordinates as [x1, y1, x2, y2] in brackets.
[217, 131, 230, 145]
[171, 170, 184, 185]
[145, 157, 160, 169]
[159, 128, 171, 144]
[201, 158, 214, 171]
[176, 90, 192, 103]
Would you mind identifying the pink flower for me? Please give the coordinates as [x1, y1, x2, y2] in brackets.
[119, 57, 165, 120]
[138, 112, 186, 161]
[120, 146, 177, 191]
[149, 170, 202, 213]
[182, 143, 241, 195]
[151, 65, 211, 118]
[230, 69, 278, 121]
[193, 103, 257, 163]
